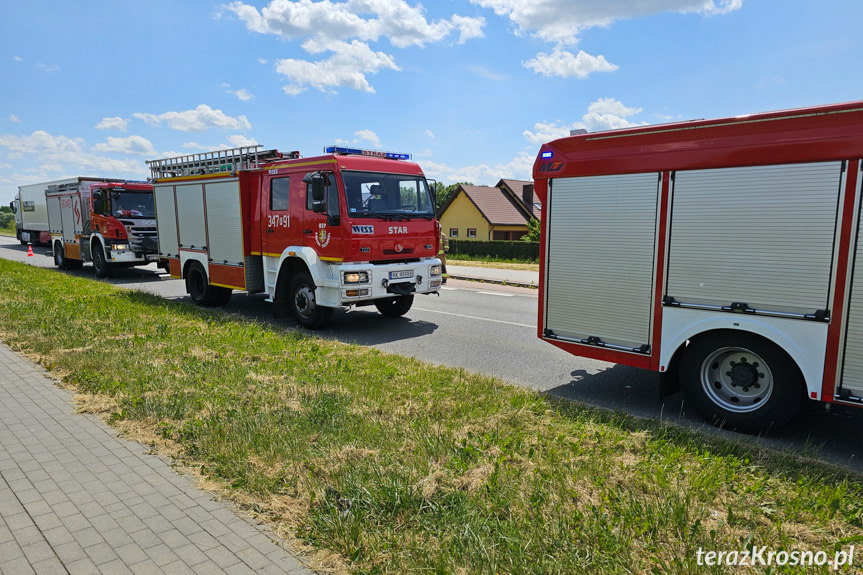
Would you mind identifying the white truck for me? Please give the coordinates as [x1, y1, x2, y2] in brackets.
[11, 179, 79, 245]
[533, 100, 863, 432]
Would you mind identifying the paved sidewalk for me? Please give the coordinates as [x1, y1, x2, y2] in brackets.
[446, 264, 539, 288]
[0, 343, 316, 575]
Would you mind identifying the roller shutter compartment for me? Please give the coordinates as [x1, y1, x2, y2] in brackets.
[667, 162, 842, 317]
[840, 180, 863, 399]
[154, 184, 178, 258]
[204, 179, 244, 266]
[544, 173, 660, 351]
[174, 184, 207, 251]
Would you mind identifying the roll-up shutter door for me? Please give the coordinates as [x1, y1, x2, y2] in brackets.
[204, 180, 244, 266]
[545, 173, 659, 351]
[667, 162, 842, 316]
[154, 185, 178, 258]
[840, 177, 863, 398]
[174, 184, 207, 251]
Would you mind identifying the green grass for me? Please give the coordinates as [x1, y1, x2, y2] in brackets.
[0, 219, 15, 237]
[1, 258, 862, 574]
[449, 253, 538, 265]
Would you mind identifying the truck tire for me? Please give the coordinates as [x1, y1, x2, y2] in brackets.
[92, 242, 112, 278]
[374, 295, 414, 317]
[289, 271, 332, 329]
[679, 330, 804, 433]
[54, 242, 69, 270]
[185, 262, 223, 307]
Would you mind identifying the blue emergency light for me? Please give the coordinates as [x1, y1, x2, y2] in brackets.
[541, 151, 553, 159]
[324, 146, 411, 160]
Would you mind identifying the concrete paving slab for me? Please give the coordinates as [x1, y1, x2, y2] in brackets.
[0, 342, 316, 575]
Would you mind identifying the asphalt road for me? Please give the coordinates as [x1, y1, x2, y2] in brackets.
[2, 235, 862, 472]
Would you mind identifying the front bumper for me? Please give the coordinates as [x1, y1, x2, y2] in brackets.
[330, 258, 442, 305]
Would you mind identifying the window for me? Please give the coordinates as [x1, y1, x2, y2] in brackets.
[449, 228, 458, 237]
[341, 171, 434, 217]
[270, 177, 290, 211]
[467, 228, 476, 238]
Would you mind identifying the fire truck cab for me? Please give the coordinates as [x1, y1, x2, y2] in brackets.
[149, 145, 442, 329]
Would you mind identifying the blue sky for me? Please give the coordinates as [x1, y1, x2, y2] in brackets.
[2, 0, 862, 206]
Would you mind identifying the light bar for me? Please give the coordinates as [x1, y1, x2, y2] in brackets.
[324, 145, 411, 160]
[541, 151, 553, 159]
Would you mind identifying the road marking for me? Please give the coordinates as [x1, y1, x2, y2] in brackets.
[413, 307, 533, 328]
[477, 291, 514, 297]
[441, 287, 458, 290]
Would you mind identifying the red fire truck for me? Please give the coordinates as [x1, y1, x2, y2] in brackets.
[45, 179, 158, 277]
[533, 101, 863, 432]
[148, 145, 442, 329]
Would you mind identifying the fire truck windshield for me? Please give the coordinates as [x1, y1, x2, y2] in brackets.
[111, 191, 155, 219]
[342, 171, 434, 220]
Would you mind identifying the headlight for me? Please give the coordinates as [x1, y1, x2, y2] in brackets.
[111, 243, 129, 251]
[343, 271, 370, 284]
[429, 264, 442, 277]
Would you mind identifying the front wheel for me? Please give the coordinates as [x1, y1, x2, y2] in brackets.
[92, 243, 112, 278]
[289, 272, 332, 329]
[679, 331, 804, 433]
[374, 295, 414, 317]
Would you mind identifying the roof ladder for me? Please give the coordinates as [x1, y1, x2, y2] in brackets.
[146, 146, 283, 179]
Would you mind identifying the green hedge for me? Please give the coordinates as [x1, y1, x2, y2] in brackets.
[449, 239, 539, 261]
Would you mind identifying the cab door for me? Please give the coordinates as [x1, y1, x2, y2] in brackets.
[300, 172, 343, 260]
[262, 174, 292, 257]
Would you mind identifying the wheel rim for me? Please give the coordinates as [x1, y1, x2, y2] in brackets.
[94, 249, 103, 271]
[294, 284, 317, 319]
[55, 245, 63, 265]
[700, 346, 774, 413]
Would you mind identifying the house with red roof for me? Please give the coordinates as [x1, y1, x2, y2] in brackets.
[437, 179, 538, 240]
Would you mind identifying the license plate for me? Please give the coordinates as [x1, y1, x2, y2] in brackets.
[389, 270, 414, 280]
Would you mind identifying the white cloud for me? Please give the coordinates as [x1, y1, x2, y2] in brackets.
[258, 58, 268, 64]
[226, 134, 259, 147]
[425, 129, 434, 139]
[471, 0, 742, 45]
[423, 151, 535, 186]
[473, 0, 741, 78]
[94, 117, 129, 132]
[523, 97, 644, 143]
[276, 40, 399, 94]
[227, 0, 484, 48]
[0, 130, 146, 175]
[229, 88, 255, 101]
[226, 0, 485, 93]
[8, 114, 21, 123]
[523, 49, 617, 79]
[91, 135, 156, 156]
[133, 105, 251, 132]
[37, 63, 59, 72]
[353, 129, 380, 147]
[14, 56, 22, 62]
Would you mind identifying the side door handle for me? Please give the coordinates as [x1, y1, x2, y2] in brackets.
[303, 229, 313, 234]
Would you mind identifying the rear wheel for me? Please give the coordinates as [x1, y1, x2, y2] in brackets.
[374, 295, 414, 317]
[680, 331, 804, 433]
[54, 242, 68, 270]
[185, 262, 227, 307]
[92, 242, 112, 278]
[289, 271, 332, 329]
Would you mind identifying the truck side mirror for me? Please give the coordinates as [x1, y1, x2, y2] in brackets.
[9, 201, 16, 214]
[303, 172, 326, 213]
[92, 191, 104, 215]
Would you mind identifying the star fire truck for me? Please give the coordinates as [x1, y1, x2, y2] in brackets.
[533, 101, 863, 432]
[45, 178, 158, 277]
[147, 145, 442, 329]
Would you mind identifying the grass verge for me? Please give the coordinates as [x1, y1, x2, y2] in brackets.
[1, 259, 862, 574]
[447, 257, 539, 272]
